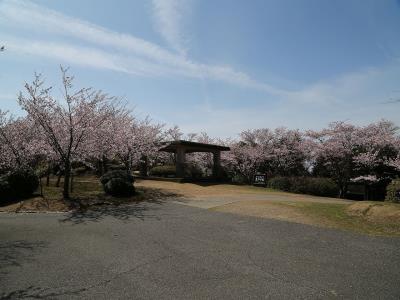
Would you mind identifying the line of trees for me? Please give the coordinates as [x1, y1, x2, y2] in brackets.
[144, 119, 400, 199]
[0, 68, 164, 200]
[222, 122, 400, 198]
[1, 68, 399, 200]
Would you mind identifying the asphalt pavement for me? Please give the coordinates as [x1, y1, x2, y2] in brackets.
[0, 200, 399, 299]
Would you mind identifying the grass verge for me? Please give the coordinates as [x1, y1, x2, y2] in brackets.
[262, 201, 400, 237]
[0, 176, 180, 212]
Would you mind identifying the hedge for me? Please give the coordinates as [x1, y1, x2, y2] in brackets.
[149, 165, 176, 177]
[149, 164, 203, 178]
[385, 179, 400, 203]
[268, 176, 339, 197]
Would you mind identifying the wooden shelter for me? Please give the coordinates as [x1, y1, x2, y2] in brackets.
[159, 140, 230, 178]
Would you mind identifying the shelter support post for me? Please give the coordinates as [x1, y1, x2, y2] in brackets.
[176, 147, 186, 177]
[212, 151, 221, 178]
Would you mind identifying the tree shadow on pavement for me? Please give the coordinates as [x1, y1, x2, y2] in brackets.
[0, 242, 95, 299]
[58, 185, 186, 225]
[0, 285, 87, 299]
[59, 198, 166, 225]
[0, 240, 48, 275]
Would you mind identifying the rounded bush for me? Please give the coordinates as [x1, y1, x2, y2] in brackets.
[100, 170, 134, 185]
[104, 178, 135, 197]
[0, 169, 39, 201]
[100, 170, 135, 197]
[385, 179, 400, 203]
[149, 165, 176, 177]
[6, 169, 39, 198]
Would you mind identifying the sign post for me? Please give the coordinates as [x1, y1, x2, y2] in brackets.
[253, 173, 267, 187]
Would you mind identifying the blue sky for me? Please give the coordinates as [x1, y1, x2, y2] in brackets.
[1, 0, 400, 137]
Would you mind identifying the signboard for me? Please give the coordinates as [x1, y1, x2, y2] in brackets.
[253, 173, 267, 187]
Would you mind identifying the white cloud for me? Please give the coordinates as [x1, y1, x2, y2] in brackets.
[289, 63, 400, 106]
[151, 0, 190, 56]
[0, 0, 284, 94]
[173, 62, 400, 137]
[1, 0, 399, 137]
[3, 36, 174, 77]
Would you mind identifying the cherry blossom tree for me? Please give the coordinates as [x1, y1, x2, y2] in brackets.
[5, 65, 399, 201]
[352, 120, 400, 184]
[0, 110, 24, 169]
[307, 122, 361, 197]
[133, 117, 164, 172]
[223, 127, 308, 183]
[18, 67, 116, 199]
[112, 114, 164, 174]
[223, 140, 264, 183]
[0, 110, 44, 170]
[266, 128, 307, 176]
[192, 132, 216, 176]
[307, 120, 400, 198]
[166, 125, 184, 141]
[87, 101, 131, 174]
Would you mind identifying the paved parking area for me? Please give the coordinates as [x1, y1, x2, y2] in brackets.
[1, 201, 399, 299]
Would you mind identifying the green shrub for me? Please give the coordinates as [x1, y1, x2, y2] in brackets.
[267, 177, 291, 191]
[73, 166, 88, 176]
[107, 164, 127, 171]
[0, 169, 39, 201]
[6, 169, 39, 198]
[100, 170, 135, 197]
[104, 178, 135, 197]
[185, 164, 203, 178]
[100, 170, 133, 185]
[231, 174, 246, 184]
[0, 176, 11, 199]
[149, 164, 204, 178]
[385, 179, 400, 203]
[268, 176, 339, 197]
[297, 177, 338, 197]
[149, 165, 176, 177]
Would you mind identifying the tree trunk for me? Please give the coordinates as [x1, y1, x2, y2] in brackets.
[46, 165, 51, 186]
[140, 155, 148, 177]
[56, 173, 62, 187]
[339, 183, 348, 199]
[70, 172, 74, 193]
[102, 155, 107, 174]
[123, 157, 131, 175]
[39, 176, 43, 197]
[63, 161, 71, 199]
[364, 184, 370, 201]
[99, 159, 104, 175]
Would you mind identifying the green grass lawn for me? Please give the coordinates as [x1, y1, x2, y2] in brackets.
[276, 201, 400, 237]
[3, 175, 399, 237]
[1, 175, 176, 212]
